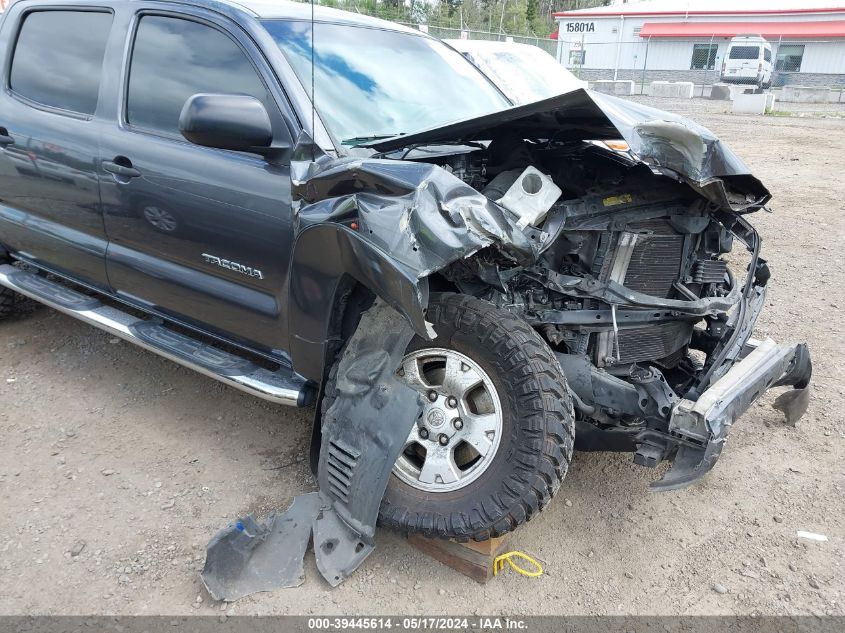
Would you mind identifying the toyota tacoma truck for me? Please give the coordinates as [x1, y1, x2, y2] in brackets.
[0, 0, 811, 541]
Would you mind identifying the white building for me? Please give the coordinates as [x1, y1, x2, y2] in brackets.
[553, 0, 845, 86]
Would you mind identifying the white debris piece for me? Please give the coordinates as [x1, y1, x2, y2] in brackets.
[497, 166, 561, 229]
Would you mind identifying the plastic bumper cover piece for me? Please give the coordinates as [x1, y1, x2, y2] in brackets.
[651, 338, 812, 491]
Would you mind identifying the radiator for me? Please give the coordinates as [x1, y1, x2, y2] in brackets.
[596, 219, 691, 367]
[623, 219, 684, 299]
[615, 321, 693, 367]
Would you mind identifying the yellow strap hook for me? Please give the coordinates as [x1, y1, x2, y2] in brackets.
[492, 551, 544, 578]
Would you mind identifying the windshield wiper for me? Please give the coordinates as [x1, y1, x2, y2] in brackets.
[341, 133, 404, 146]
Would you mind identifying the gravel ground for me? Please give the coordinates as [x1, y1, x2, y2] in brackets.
[1, 97, 843, 617]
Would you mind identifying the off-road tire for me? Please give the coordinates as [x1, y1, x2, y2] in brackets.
[321, 292, 575, 541]
[0, 286, 16, 319]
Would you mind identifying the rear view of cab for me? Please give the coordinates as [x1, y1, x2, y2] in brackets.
[721, 35, 773, 88]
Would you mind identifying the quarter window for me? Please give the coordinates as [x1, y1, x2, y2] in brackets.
[10, 10, 113, 115]
[126, 16, 270, 136]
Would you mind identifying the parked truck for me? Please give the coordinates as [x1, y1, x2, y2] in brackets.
[0, 0, 811, 540]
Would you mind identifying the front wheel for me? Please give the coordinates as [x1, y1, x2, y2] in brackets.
[375, 293, 575, 540]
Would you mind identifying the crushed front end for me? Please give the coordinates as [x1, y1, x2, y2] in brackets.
[297, 89, 812, 490]
[433, 160, 811, 489]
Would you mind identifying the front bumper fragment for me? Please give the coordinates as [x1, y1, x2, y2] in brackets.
[650, 338, 812, 491]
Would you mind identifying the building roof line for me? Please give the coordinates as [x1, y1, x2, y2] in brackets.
[554, 8, 845, 18]
[638, 19, 845, 38]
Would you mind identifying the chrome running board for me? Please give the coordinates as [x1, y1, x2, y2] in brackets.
[0, 264, 311, 406]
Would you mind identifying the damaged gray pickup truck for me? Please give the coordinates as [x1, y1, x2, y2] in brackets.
[0, 0, 811, 544]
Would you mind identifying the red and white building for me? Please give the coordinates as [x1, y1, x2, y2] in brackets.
[553, 0, 845, 86]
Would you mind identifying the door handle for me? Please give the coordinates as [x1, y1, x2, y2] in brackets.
[102, 157, 141, 179]
[0, 127, 13, 146]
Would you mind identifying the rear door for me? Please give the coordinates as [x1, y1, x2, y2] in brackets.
[98, 6, 298, 354]
[0, 5, 112, 287]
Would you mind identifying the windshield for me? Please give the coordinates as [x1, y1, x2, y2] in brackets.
[263, 21, 510, 145]
[459, 45, 584, 104]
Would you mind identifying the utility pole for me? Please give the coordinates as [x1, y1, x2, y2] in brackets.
[613, 15, 624, 81]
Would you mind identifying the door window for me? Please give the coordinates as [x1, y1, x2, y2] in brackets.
[9, 10, 113, 115]
[126, 15, 271, 137]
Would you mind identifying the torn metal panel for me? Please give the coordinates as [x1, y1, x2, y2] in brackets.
[292, 156, 542, 274]
[201, 299, 422, 598]
[365, 89, 770, 212]
[773, 388, 811, 426]
[287, 222, 432, 378]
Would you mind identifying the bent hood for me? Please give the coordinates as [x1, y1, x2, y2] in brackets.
[367, 89, 770, 212]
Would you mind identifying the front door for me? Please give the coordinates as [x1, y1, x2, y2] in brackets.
[99, 10, 296, 353]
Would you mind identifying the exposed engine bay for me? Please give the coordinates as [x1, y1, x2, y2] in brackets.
[366, 133, 808, 487]
[417, 139, 737, 385]
[293, 89, 812, 490]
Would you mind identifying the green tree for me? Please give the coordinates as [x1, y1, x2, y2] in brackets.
[526, 0, 538, 23]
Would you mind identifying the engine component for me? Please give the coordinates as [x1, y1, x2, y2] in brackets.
[693, 259, 728, 284]
[623, 219, 684, 298]
[611, 321, 694, 368]
[495, 166, 562, 228]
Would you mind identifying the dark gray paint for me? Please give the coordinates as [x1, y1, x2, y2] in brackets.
[0, 0, 814, 500]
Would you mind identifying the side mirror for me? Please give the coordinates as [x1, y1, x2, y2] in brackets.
[179, 94, 287, 159]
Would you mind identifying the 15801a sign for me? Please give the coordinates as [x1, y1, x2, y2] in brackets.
[565, 22, 595, 33]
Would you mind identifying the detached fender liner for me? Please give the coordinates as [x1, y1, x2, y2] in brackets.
[202, 299, 423, 597]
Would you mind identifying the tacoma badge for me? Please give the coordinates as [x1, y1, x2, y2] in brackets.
[201, 253, 264, 280]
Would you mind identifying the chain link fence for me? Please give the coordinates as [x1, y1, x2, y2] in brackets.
[399, 22, 558, 57]
[394, 22, 844, 89]
[555, 35, 845, 88]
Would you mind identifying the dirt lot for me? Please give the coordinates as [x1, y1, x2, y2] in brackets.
[1, 98, 843, 617]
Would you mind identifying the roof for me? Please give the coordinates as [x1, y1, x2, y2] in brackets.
[639, 20, 845, 38]
[223, 0, 416, 32]
[555, 0, 845, 18]
[445, 39, 543, 53]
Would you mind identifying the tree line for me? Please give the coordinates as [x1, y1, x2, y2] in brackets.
[310, 0, 611, 38]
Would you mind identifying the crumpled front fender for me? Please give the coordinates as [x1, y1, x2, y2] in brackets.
[293, 156, 540, 273]
[287, 222, 431, 382]
[286, 149, 543, 381]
